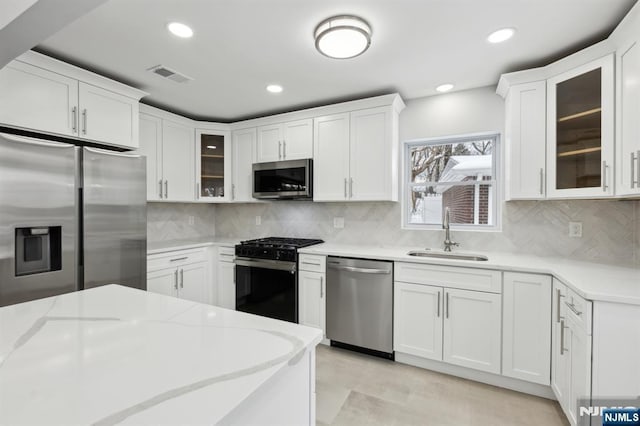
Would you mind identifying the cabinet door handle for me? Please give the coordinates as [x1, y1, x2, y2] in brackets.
[283, 140, 286, 158]
[278, 141, 282, 159]
[445, 292, 450, 319]
[437, 291, 441, 318]
[81, 109, 88, 135]
[344, 178, 348, 198]
[637, 150, 640, 188]
[556, 288, 565, 323]
[159, 180, 163, 199]
[72, 107, 77, 133]
[196, 182, 200, 199]
[180, 269, 184, 288]
[164, 180, 168, 198]
[560, 319, 569, 355]
[539, 168, 544, 195]
[631, 152, 636, 189]
[602, 161, 608, 192]
[565, 301, 582, 316]
[232, 184, 236, 200]
[350, 178, 354, 198]
[320, 276, 324, 298]
[174, 269, 178, 290]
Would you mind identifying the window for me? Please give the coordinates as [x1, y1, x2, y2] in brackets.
[404, 133, 499, 229]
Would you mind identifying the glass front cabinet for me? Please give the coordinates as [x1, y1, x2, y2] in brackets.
[546, 54, 614, 198]
[195, 129, 231, 202]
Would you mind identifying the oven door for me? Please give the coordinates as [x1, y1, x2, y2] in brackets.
[234, 257, 297, 323]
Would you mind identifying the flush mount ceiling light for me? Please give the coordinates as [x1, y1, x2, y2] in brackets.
[487, 27, 515, 44]
[266, 84, 283, 93]
[436, 83, 454, 93]
[167, 22, 193, 38]
[314, 15, 372, 59]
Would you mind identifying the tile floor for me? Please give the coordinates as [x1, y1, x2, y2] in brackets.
[315, 345, 569, 426]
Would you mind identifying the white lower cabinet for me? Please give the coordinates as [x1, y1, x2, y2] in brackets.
[393, 282, 443, 360]
[298, 254, 327, 337]
[393, 262, 502, 375]
[147, 247, 212, 304]
[217, 247, 236, 310]
[502, 272, 552, 385]
[443, 288, 502, 374]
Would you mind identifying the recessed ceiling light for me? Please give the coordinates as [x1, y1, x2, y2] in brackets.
[167, 22, 193, 38]
[436, 83, 454, 93]
[315, 15, 372, 59]
[487, 27, 515, 44]
[266, 84, 283, 93]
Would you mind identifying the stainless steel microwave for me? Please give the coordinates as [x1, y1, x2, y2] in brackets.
[252, 159, 313, 199]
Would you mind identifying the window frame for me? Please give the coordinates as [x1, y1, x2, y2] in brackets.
[401, 132, 502, 232]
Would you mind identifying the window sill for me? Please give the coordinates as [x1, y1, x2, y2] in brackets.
[402, 223, 502, 233]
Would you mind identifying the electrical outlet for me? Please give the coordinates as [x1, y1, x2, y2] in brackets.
[255, 215, 261, 226]
[333, 217, 345, 229]
[188, 215, 195, 226]
[569, 221, 582, 238]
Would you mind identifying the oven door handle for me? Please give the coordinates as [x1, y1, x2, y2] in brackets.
[234, 257, 297, 273]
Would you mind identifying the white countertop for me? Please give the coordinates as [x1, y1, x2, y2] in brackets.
[0, 285, 322, 425]
[147, 237, 239, 254]
[299, 243, 640, 306]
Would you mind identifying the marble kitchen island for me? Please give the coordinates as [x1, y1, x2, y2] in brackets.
[0, 285, 322, 425]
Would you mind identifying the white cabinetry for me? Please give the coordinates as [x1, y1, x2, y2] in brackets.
[504, 81, 547, 200]
[314, 103, 402, 202]
[256, 119, 313, 163]
[502, 272, 552, 385]
[393, 262, 502, 374]
[147, 247, 211, 304]
[138, 113, 163, 201]
[162, 120, 195, 201]
[298, 255, 327, 337]
[195, 128, 231, 202]
[0, 51, 145, 149]
[616, 39, 640, 196]
[552, 279, 592, 426]
[232, 127, 257, 202]
[217, 246, 236, 310]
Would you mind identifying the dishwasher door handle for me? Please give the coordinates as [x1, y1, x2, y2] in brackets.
[327, 264, 391, 274]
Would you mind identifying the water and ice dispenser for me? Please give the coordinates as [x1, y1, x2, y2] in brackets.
[15, 226, 62, 276]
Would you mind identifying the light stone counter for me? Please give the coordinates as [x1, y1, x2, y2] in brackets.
[147, 237, 240, 255]
[299, 243, 640, 306]
[0, 285, 322, 425]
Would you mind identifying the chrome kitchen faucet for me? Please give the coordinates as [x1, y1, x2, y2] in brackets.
[443, 207, 459, 252]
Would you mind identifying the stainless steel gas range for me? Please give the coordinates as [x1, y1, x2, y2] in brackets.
[234, 237, 323, 323]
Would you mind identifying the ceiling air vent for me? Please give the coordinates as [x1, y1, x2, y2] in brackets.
[147, 65, 193, 83]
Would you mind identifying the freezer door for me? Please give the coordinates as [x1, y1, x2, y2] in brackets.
[0, 133, 78, 306]
[82, 147, 146, 290]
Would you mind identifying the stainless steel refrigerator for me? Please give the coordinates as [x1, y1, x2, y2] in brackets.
[0, 132, 146, 307]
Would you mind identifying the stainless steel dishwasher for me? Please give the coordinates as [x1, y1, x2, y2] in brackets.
[326, 257, 394, 359]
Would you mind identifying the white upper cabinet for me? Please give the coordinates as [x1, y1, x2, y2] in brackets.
[313, 101, 402, 202]
[137, 113, 163, 201]
[504, 81, 547, 200]
[162, 120, 194, 202]
[232, 127, 257, 202]
[78, 82, 139, 148]
[313, 113, 351, 201]
[256, 119, 313, 163]
[0, 51, 146, 150]
[0, 60, 78, 137]
[546, 54, 615, 198]
[195, 128, 231, 202]
[349, 107, 397, 201]
[616, 40, 640, 196]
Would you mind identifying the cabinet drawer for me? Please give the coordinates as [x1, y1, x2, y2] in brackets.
[218, 246, 235, 263]
[148, 248, 206, 272]
[565, 287, 593, 335]
[395, 262, 502, 294]
[298, 254, 326, 273]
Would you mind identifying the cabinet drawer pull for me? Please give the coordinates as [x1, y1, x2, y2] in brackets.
[301, 261, 321, 266]
[170, 257, 188, 262]
[565, 301, 582, 316]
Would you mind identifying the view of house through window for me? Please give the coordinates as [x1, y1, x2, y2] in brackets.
[406, 134, 498, 228]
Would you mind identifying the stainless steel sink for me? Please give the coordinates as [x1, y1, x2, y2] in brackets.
[407, 250, 489, 261]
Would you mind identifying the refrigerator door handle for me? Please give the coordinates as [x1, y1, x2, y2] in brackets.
[84, 147, 142, 158]
[1, 133, 74, 148]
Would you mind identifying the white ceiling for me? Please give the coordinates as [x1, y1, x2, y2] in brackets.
[37, 0, 636, 122]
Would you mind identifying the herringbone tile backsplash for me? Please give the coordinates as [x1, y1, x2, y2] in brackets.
[148, 200, 639, 266]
